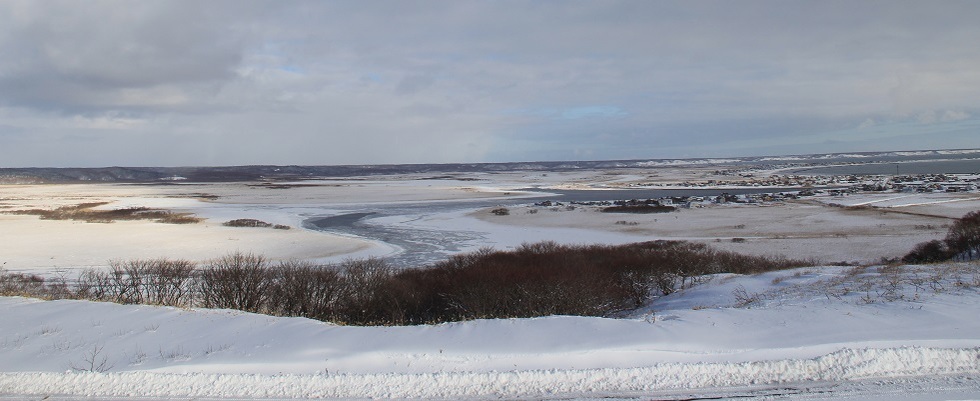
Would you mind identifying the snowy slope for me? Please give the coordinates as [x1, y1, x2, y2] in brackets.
[1, 264, 979, 399]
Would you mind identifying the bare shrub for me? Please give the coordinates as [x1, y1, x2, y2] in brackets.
[145, 259, 196, 306]
[75, 269, 113, 301]
[78, 259, 196, 306]
[3, 240, 813, 326]
[0, 270, 55, 298]
[332, 258, 399, 325]
[902, 240, 951, 264]
[901, 210, 980, 263]
[108, 259, 150, 304]
[70, 344, 113, 373]
[732, 285, 760, 308]
[265, 260, 342, 320]
[197, 253, 271, 312]
[376, 240, 811, 324]
[945, 210, 980, 256]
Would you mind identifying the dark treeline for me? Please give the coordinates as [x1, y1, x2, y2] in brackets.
[1, 241, 811, 326]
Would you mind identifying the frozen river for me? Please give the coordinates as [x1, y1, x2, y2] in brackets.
[303, 187, 800, 267]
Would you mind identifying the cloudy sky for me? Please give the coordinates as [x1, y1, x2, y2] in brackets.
[1, 0, 978, 167]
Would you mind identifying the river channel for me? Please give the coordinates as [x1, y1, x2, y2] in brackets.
[303, 187, 801, 267]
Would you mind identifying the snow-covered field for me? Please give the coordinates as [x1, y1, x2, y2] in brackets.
[2, 170, 980, 399]
[2, 264, 979, 399]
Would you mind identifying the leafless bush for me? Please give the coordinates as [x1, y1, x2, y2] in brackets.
[732, 285, 760, 307]
[903, 240, 951, 264]
[0, 269, 71, 299]
[265, 260, 342, 320]
[903, 210, 980, 263]
[144, 259, 196, 305]
[379, 240, 811, 324]
[0, 270, 54, 298]
[70, 344, 113, 373]
[197, 253, 271, 312]
[946, 210, 980, 256]
[2, 240, 813, 326]
[331, 258, 398, 325]
[76, 259, 195, 306]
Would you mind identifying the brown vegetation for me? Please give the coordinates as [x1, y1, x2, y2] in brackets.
[490, 207, 510, 216]
[222, 219, 290, 230]
[903, 210, 980, 263]
[0, 241, 812, 326]
[7, 202, 202, 224]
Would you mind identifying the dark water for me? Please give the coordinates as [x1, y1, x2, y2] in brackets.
[306, 212, 377, 229]
[788, 159, 980, 175]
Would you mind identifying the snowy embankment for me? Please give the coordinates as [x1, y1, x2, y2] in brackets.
[2, 264, 979, 399]
[3, 347, 978, 399]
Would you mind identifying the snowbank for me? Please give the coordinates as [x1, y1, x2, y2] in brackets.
[2, 264, 980, 398]
[3, 347, 977, 399]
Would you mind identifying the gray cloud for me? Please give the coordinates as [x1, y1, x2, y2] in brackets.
[0, 0, 252, 114]
[1, 0, 979, 167]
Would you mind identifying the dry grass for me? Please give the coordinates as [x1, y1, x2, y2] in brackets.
[6, 202, 202, 224]
[222, 219, 290, 230]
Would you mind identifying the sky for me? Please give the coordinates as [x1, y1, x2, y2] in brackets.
[0, 0, 978, 167]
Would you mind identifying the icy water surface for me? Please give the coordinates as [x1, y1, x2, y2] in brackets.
[303, 187, 798, 267]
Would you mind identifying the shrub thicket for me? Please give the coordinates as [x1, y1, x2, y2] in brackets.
[904, 210, 980, 263]
[198, 253, 271, 312]
[0, 241, 811, 326]
[945, 211, 980, 256]
[76, 258, 195, 305]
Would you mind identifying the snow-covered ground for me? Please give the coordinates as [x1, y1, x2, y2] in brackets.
[2, 263, 979, 399]
[3, 169, 980, 399]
